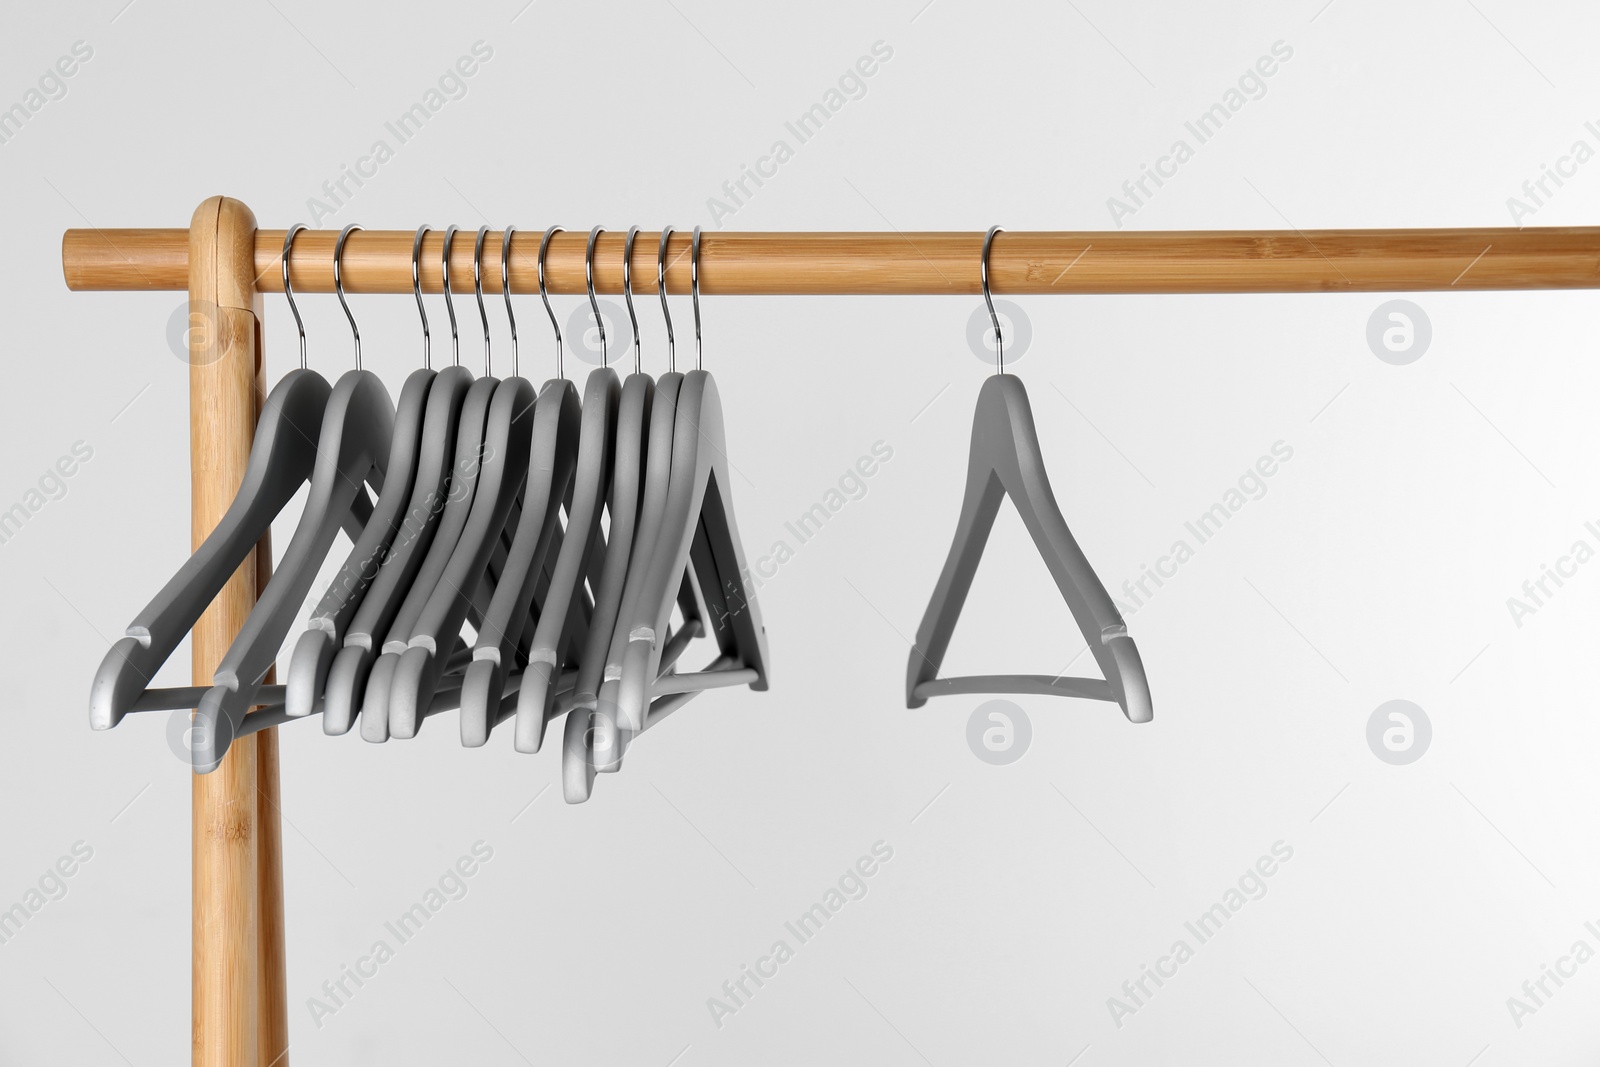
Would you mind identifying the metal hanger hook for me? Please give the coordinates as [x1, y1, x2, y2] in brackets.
[473, 225, 492, 377]
[623, 226, 641, 375]
[538, 226, 564, 379]
[282, 224, 308, 370]
[441, 225, 461, 367]
[334, 224, 363, 371]
[691, 226, 703, 371]
[501, 227, 519, 378]
[982, 225, 1005, 375]
[586, 226, 607, 367]
[658, 227, 676, 373]
[412, 225, 432, 369]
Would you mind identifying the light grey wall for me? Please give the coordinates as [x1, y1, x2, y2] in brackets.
[1, 0, 1596, 1063]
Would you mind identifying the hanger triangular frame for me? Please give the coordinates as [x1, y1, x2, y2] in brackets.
[905, 373, 1152, 723]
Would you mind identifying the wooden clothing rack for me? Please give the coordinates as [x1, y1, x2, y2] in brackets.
[59, 196, 1600, 1066]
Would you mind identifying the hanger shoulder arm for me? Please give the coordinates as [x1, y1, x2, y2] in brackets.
[572, 374, 653, 702]
[458, 379, 581, 745]
[904, 469, 1008, 707]
[390, 379, 537, 732]
[412, 377, 536, 648]
[307, 368, 434, 630]
[213, 372, 395, 692]
[512, 370, 619, 752]
[341, 366, 473, 647]
[979, 377, 1124, 635]
[379, 376, 497, 654]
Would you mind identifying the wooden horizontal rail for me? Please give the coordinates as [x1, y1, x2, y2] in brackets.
[62, 226, 1600, 295]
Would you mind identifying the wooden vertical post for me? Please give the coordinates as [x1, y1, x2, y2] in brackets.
[187, 196, 288, 1067]
[253, 330, 290, 1065]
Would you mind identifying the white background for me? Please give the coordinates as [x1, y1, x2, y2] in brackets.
[2, 1, 1598, 1063]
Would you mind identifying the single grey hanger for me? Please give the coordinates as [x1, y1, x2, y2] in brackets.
[88, 225, 350, 733]
[285, 225, 439, 719]
[191, 225, 398, 771]
[605, 228, 770, 781]
[362, 225, 502, 741]
[905, 227, 1153, 723]
[388, 227, 538, 736]
[514, 226, 620, 753]
[457, 226, 584, 747]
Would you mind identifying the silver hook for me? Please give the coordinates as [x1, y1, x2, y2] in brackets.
[334, 224, 363, 371]
[441, 225, 461, 367]
[691, 226, 703, 371]
[282, 224, 308, 370]
[501, 227, 519, 378]
[982, 225, 1004, 375]
[412, 225, 432, 369]
[622, 226, 641, 375]
[538, 226, 564, 379]
[658, 227, 676, 373]
[586, 226, 607, 367]
[473, 225, 492, 377]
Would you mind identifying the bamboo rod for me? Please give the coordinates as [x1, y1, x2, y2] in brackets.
[63, 226, 1600, 295]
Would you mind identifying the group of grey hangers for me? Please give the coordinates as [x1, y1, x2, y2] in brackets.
[90, 222, 769, 802]
[89, 222, 1149, 801]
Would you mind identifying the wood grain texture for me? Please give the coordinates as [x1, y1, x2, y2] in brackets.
[64, 226, 1600, 294]
[252, 313, 289, 1067]
[188, 196, 283, 1067]
[255, 728, 287, 1067]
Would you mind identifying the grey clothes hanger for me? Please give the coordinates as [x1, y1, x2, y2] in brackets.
[607, 229, 770, 768]
[905, 227, 1153, 723]
[388, 227, 538, 736]
[456, 226, 584, 747]
[514, 227, 620, 753]
[361, 225, 502, 742]
[285, 225, 439, 719]
[325, 226, 474, 738]
[88, 226, 347, 732]
[191, 225, 398, 771]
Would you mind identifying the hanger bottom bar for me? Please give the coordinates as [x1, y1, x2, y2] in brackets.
[912, 675, 1117, 702]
